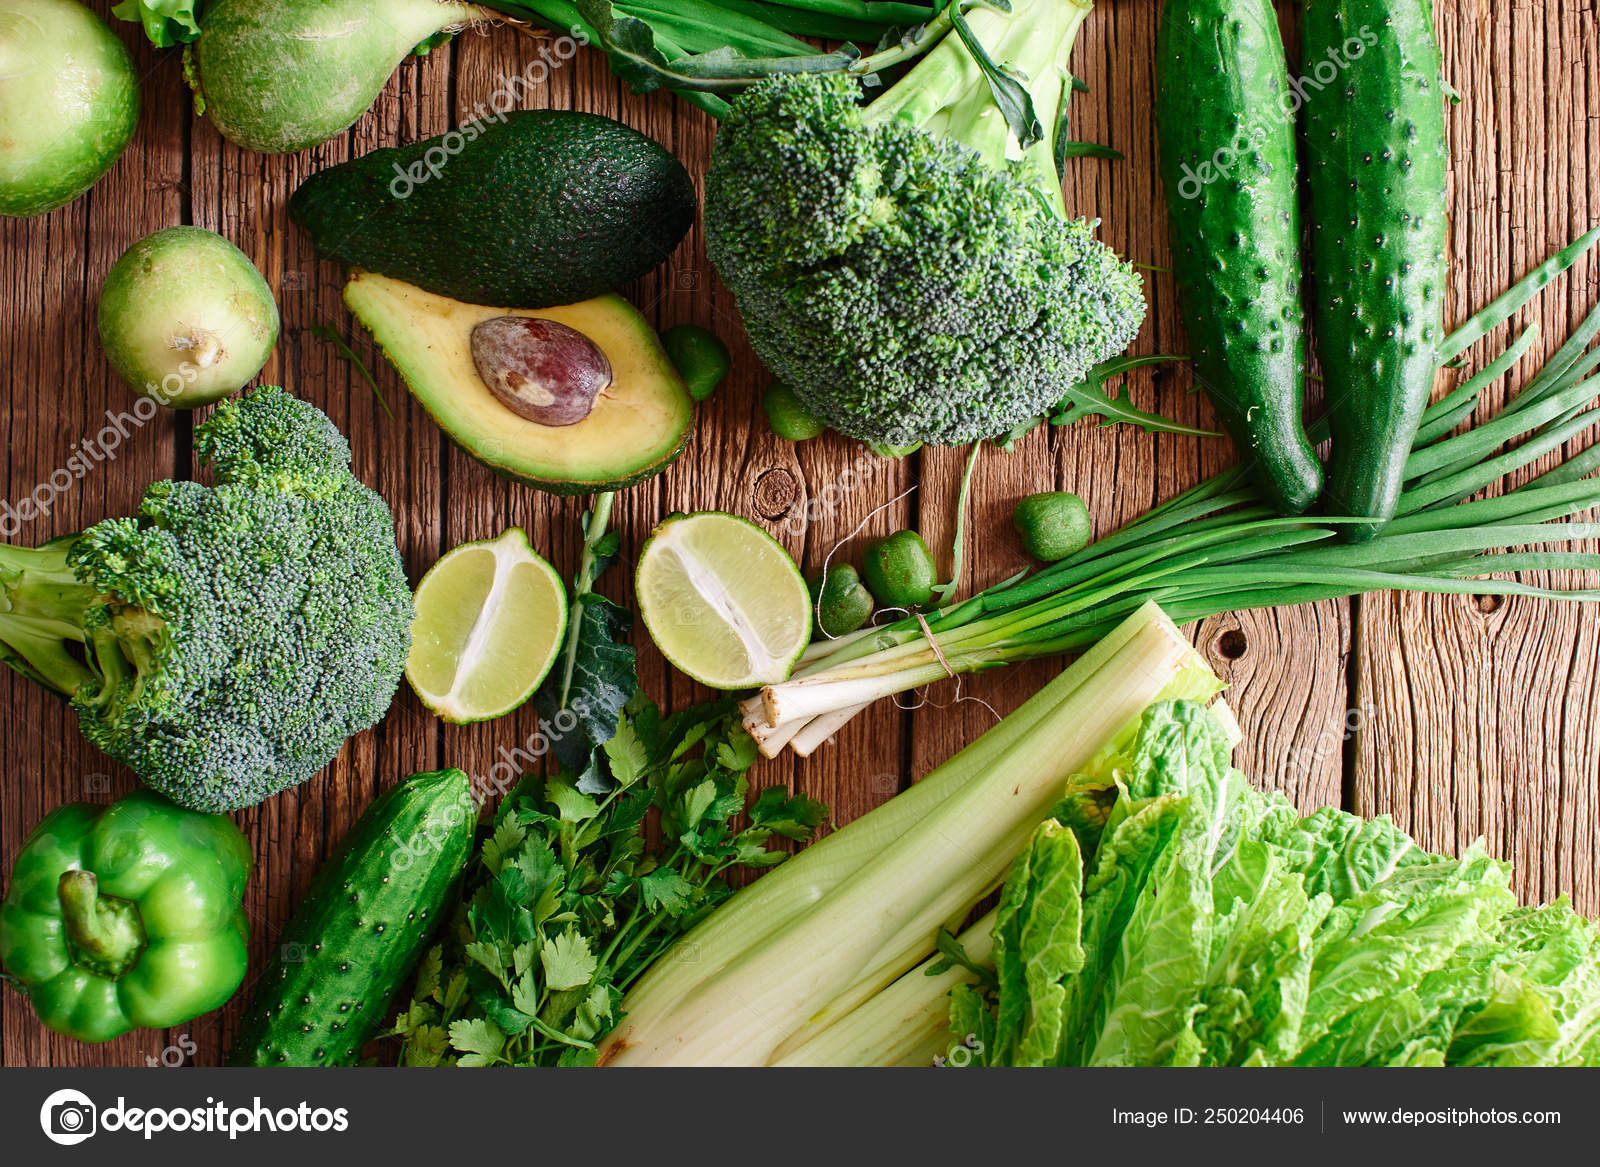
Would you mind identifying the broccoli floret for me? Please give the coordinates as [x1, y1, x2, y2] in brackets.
[704, 0, 1144, 446]
[0, 387, 413, 812]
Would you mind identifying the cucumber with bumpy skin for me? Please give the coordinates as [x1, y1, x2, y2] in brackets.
[1303, 0, 1448, 540]
[228, 769, 474, 1066]
[1156, 0, 1322, 515]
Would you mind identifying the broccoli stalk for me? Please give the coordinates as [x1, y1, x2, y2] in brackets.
[0, 388, 414, 812]
[862, 0, 1091, 218]
[0, 538, 97, 695]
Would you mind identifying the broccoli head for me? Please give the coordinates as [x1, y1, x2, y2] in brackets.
[0, 387, 413, 812]
[704, 0, 1144, 446]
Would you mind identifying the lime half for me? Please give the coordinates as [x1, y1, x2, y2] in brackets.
[636, 512, 811, 690]
[406, 528, 568, 723]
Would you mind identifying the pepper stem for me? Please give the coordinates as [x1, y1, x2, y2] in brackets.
[58, 870, 147, 979]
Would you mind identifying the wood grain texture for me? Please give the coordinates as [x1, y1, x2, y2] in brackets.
[1351, 0, 1600, 914]
[1, 1, 1595, 1065]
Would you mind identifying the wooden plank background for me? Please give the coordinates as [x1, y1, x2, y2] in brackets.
[1, 0, 1595, 1066]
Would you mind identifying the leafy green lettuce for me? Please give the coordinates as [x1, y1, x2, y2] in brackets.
[949, 700, 1600, 1067]
[112, 0, 203, 47]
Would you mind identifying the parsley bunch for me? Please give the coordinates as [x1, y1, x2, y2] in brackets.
[394, 496, 825, 1067]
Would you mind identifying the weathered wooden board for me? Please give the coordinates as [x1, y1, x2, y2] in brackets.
[1, 0, 1595, 1066]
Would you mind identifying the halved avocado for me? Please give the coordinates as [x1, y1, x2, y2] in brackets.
[344, 271, 693, 494]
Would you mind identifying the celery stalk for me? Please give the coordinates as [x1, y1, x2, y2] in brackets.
[772, 909, 999, 1067]
[598, 604, 1215, 1066]
[769, 644, 1222, 1058]
[603, 603, 1173, 1032]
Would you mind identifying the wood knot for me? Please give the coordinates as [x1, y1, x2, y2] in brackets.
[1216, 629, 1248, 660]
[752, 468, 799, 520]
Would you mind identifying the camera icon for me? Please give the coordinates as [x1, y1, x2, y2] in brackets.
[40, 1089, 97, 1145]
[281, 941, 310, 964]
[674, 269, 702, 291]
[85, 772, 111, 795]
[674, 941, 701, 964]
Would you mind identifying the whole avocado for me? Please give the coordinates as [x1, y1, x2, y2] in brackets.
[290, 112, 697, 308]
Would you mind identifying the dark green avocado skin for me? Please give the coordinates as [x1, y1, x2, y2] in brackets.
[289, 112, 696, 308]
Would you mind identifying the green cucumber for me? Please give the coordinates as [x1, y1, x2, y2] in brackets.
[1303, 0, 1448, 540]
[1156, 0, 1322, 515]
[228, 769, 475, 1066]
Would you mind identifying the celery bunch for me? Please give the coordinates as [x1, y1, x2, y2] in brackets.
[594, 603, 1220, 1065]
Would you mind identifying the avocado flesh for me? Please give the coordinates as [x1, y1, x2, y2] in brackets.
[345, 272, 693, 495]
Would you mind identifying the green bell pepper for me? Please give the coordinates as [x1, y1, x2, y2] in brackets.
[0, 789, 252, 1042]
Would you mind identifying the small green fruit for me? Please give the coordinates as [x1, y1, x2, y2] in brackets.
[860, 530, 937, 609]
[661, 324, 731, 401]
[808, 564, 875, 638]
[1013, 491, 1092, 561]
[763, 381, 826, 441]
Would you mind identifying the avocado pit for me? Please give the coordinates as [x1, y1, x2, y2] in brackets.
[469, 315, 613, 427]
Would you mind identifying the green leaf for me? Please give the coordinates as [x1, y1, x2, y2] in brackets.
[949, 5, 1042, 149]
[1051, 355, 1218, 439]
[481, 818, 527, 875]
[111, 0, 201, 47]
[401, 1024, 451, 1067]
[442, 969, 469, 1014]
[679, 779, 719, 832]
[546, 779, 601, 824]
[1058, 141, 1123, 161]
[928, 929, 997, 989]
[603, 716, 650, 787]
[944, 984, 998, 1068]
[570, 983, 617, 1043]
[448, 1018, 506, 1068]
[512, 939, 540, 979]
[413, 944, 443, 1004]
[987, 820, 1084, 1065]
[541, 929, 599, 992]
[639, 867, 695, 914]
[576, 0, 857, 96]
[534, 592, 637, 772]
[715, 726, 759, 773]
[511, 973, 542, 1019]
[465, 941, 509, 990]
[746, 787, 829, 841]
